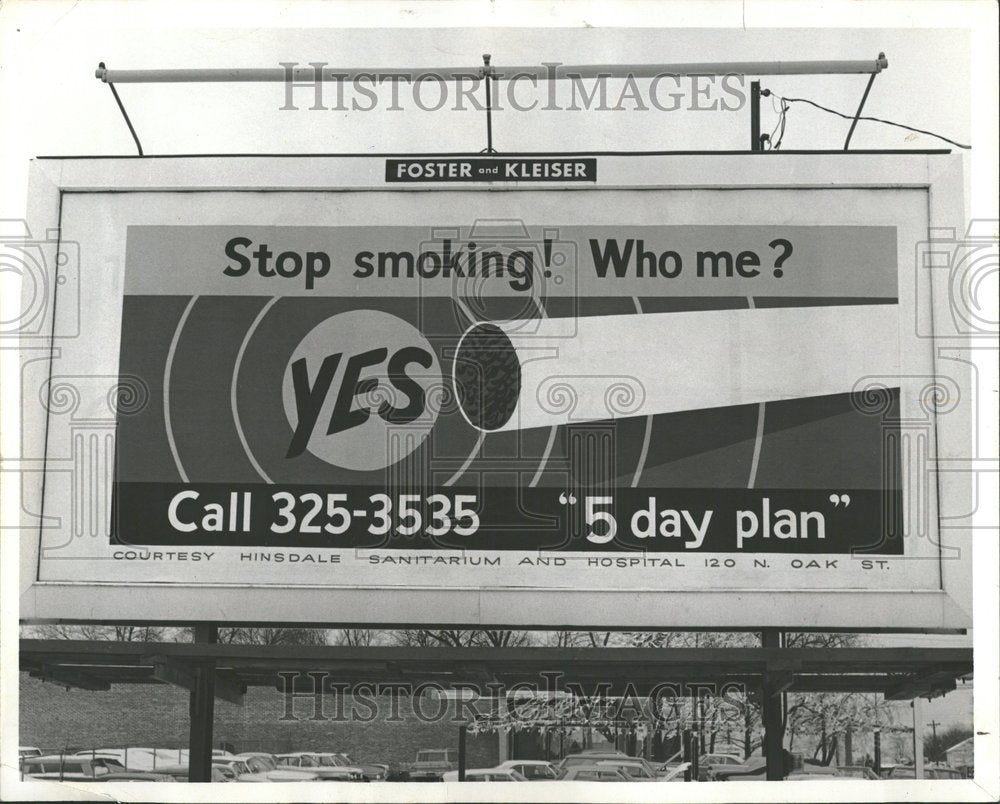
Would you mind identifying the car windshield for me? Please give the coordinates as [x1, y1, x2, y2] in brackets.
[563, 755, 602, 767]
[418, 751, 448, 762]
[519, 765, 555, 779]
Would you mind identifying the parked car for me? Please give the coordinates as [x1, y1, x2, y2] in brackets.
[594, 758, 662, 781]
[235, 754, 277, 774]
[883, 764, 964, 780]
[559, 764, 631, 781]
[21, 755, 125, 781]
[441, 767, 527, 782]
[701, 752, 743, 766]
[709, 756, 767, 781]
[328, 751, 388, 781]
[642, 762, 690, 782]
[236, 768, 323, 782]
[212, 758, 253, 778]
[91, 772, 178, 782]
[556, 751, 634, 775]
[698, 752, 743, 781]
[407, 748, 457, 781]
[926, 765, 965, 780]
[234, 752, 277, 770]
[360, 762, 389, 781]
[714, 757, 844, 782]
[497, 760, 560, 780]
[306, 752, 367, 779]
[211, 765, 237, 782]
[152, 763, 230, 782]
[274, 752, 321, 768]
[837, 764, 880, 780]
[72, 748, 160, 771]
[274, 753, 364, 781]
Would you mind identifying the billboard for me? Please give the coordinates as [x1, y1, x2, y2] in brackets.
[18, 154, 972, 629]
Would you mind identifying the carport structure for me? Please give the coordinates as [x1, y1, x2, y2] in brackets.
[20, 634, 973, 781]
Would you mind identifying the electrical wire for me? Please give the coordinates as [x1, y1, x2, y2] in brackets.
[765, 91, 971, 150]
[766, 97, 789, 150]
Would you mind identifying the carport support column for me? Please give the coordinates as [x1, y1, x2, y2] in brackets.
[188, 624, 218, 783]
[912, 696, 925, 778]
[458, 724, 467, 781]
[761, 628, 785, 781]
[496, 693, 509, 762]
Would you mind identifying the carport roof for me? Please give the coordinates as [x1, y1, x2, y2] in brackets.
[20, 640, 972, 703]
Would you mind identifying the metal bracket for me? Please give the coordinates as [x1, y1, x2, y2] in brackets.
[844, 52, 887, 150]
[480, 54, 497, 154]
[147, 653, 245, 705]
[98, 62, 144, 155]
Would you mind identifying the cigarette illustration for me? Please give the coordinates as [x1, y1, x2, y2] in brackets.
[453, 305, 899, 432]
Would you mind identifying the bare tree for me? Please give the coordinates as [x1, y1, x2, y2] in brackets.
[24, 623, 166, 641]
[333, 629, 381, 647]
[390, 629, 533, 648]
[214, 627, 328, 646]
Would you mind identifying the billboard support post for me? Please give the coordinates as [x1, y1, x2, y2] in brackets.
[481, 54, 496, 154]
[874, 727, 882, 776]
[913, 697, 925, 778]
[458, 725, 467, 781]
[843, 57, 884, 150]
[682, 727, 692, 781]
[751, 80, 762, 150]
[187, 624, 217, 783]
[762, 628, 786, 781]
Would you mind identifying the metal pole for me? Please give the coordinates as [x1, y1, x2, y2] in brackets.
[843, 60, 881, 150]
[761, 628, 785, 781]
[750, 81, 762, 151]
[690, 733, 700, 782]
[94, 56, 888, 84]
[682, 727, 692, 781]
[482, 54, 495, 154]
[873, 728, 882, 777]
[188, 624, 218, 783]
[458, 724, 467, 781]
[913, 697, 925, 778]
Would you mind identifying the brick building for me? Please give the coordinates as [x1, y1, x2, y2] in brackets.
[19, 673, 498, 769]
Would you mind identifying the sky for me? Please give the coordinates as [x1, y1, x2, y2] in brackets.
[0, 4, 993, 200]
[0, 0, 996, 786]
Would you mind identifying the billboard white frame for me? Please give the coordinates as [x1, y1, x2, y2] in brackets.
[18, 152, 972, 631]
